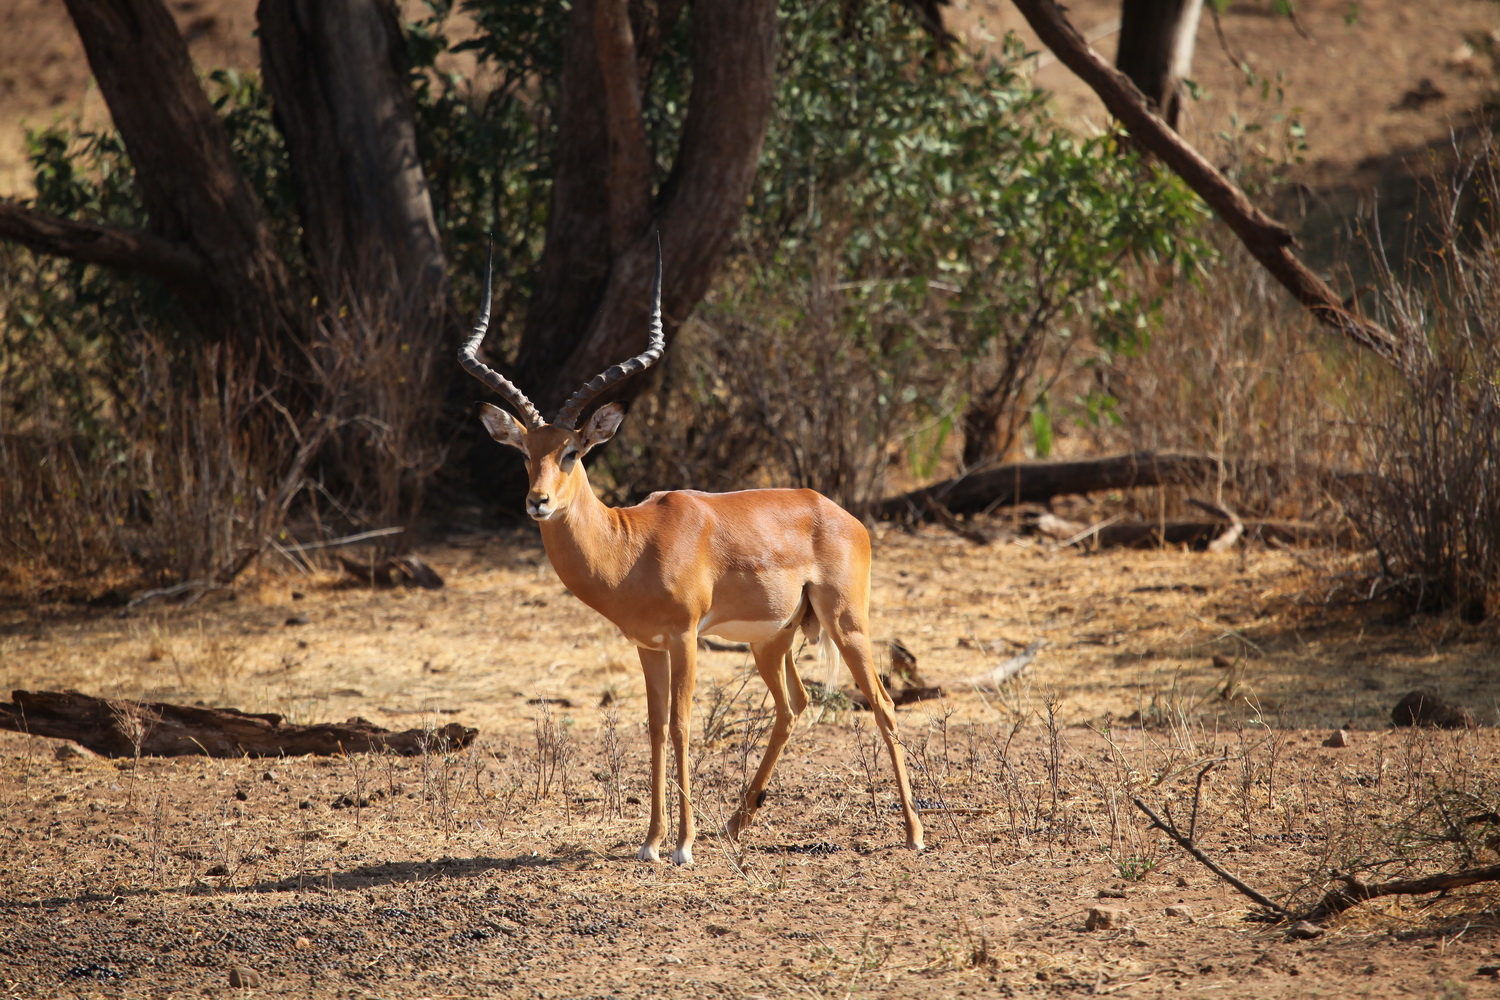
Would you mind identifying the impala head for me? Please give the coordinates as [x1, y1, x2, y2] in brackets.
[460, 238, 664, 522]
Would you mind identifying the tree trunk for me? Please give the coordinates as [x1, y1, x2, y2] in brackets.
[256, 0, 452, 322]
[514, 0, 778, 419]
[1115, 0, 1205, 130]
[57, 0, 297, 349]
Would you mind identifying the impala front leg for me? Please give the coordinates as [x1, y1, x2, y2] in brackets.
[637, 647, 671, 862]
[668, 635, 699, 865]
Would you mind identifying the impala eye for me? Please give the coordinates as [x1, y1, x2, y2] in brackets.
[560, 448, 578, 469]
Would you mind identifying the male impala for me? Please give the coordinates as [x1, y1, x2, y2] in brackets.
[460, 241, 924, 865]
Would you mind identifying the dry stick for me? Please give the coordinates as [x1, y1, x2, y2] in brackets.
[1008, 0, 1401, 364]
[1132, 796, 1288, 919]
[1301, 864, 1500, 923]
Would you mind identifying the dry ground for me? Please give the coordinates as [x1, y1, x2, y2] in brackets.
[2, 523, 1500, 998]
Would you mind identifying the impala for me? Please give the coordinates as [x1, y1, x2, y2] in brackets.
[460, 241, 924, 865]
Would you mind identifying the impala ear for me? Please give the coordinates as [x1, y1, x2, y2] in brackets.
[478, 402, 529, 453]
[579, 402, 626, 453]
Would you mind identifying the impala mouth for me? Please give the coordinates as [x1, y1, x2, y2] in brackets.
[526, 500, 559, 521]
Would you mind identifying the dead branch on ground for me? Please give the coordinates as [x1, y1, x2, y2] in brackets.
[0, 689, 476, 757]
[1299, 865, 1500, 923]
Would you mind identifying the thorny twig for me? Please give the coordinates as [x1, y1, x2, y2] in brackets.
[1132, 795, 1289, 919]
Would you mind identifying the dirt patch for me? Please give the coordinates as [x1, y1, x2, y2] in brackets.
[2, 523, 1499, 997]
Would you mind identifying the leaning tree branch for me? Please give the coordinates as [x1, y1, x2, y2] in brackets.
[0, 199, 207, 286]
[1009, 0, 1400, 362]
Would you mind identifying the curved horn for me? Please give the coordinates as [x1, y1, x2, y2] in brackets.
[553, 233, 665, 429]
[458, 242, 544, 430]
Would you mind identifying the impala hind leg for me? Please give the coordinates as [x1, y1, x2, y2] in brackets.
[636, 647, 671, 862]
[725, 630, 801, 841]
[811, 589, 926, 851]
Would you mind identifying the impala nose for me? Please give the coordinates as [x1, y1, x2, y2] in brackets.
[526, 492, 552, 520]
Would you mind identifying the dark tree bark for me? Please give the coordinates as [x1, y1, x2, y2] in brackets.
[514, 0, 778, 418]
[1115, 0, 1205, 130]
[256, 0, 452, 322]
[54, 0, 298, 348]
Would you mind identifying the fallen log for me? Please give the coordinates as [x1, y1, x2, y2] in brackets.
[1034, 517, 1341, 550]
[869, 451, 1247, 522]
[1300, 864, 1500, 923]
[0, 689, 476, 758]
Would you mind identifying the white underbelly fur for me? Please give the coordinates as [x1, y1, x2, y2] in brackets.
[698, 618, 787, 643]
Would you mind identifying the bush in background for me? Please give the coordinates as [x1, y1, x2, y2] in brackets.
[1337, 135, 1500, 619]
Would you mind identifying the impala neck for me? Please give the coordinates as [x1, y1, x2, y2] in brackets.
[536, 468, 628, 591]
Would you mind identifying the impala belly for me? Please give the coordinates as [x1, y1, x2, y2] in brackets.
[697, 618, 787, 643]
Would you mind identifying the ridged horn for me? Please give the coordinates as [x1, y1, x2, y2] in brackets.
[459, 241, 545, 430]
[553, 233, 665, 430]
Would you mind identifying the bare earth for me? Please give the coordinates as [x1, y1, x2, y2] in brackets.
[3, 523, 1500, 998]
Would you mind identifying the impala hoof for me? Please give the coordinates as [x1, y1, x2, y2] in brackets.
[637, 845, 661, 862]
[671, 846, 694, 867]
[907, 838, 926, 852]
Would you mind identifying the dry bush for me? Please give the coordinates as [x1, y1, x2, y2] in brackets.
[0, 279, 446, 598]
[1084, 228, 1359, 522]
[603, 257, 948, 511]
[0, 334, 323, 596]
[1336, 136, 1500, 618]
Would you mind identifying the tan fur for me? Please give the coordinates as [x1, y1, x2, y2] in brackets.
[481, 403, 925, 864]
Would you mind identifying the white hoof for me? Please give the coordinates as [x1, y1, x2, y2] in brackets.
[907, 838, 926, 852]
[637, 844, 661, 862]
[671, 846, 694, 866]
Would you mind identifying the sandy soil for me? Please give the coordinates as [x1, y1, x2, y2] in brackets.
[2, 523, 1499, 998]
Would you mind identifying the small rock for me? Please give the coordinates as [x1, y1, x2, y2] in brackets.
[204, 863, 229, 877]
[261, 770, 276, 782]
[1322, 729, 1350, 748]
[234, 788, 249, 801]
[1392, 690, 1476, 729]
[1211, 654, 1234, 669]
[53, 742, 98, 760]
[1175, 875, 1190, 888]
[1085, 906, 1125, 931]
[1287, 920, 1323, 940]
[103, 834, 131, 849]
[284, 613, 311, 627]
[661, 954, 683, 965]
[1164, 904, 1193, 918]
[1097, 888, 1127, 899]
[298, 799, 312, 810]
[228, 967, 261, 988]
[1478, 965, 1499, 979]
